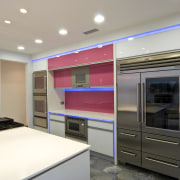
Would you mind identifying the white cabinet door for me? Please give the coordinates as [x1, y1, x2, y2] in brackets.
[50, 119, 65, 137]
[88, 127, 113, 157]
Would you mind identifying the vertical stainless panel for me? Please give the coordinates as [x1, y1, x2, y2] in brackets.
[117, 72, 141, 131]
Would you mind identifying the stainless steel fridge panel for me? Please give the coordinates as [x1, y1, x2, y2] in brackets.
[142, 133, 180, 160]
[142, 153, 180, 179]
[117, 73, 141, 131]
[117, 129, 141, 151]
[118, 146, 141, 167]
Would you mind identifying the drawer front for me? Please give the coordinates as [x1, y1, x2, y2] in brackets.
[34, 117, 47, 128]
[49, 114, 65, 122]
[142, 133, 180, 160]
[142, 153, 180, 179]
[117, 146, 141, 166]
[88, 120, 113, 131]
[50, 120, 65, 137]
[117, 129, 141, 150]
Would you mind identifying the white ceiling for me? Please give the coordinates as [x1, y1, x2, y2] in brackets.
[0, 0, 180, 55]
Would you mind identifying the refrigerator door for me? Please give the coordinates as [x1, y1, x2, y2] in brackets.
[141, 69, 180, 137]
[117, 73, 141, 131]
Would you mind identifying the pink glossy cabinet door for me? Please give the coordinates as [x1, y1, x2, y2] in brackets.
[90, 62, 114, 87]
[54, 68, 72, 88]
[48, 44, 113, 69]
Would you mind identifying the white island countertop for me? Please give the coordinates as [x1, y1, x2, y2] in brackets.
[0, 127, 90, 180]
[49, 109, 114, 122]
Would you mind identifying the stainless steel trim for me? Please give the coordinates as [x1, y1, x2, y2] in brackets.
[145, 157, 179, 168]
[146, 137, 179, 145]
[120, 132, 136, 137]
[141, 83, 144, 123]
[120, 150, 136, 156]
[137, 83, 140, 122]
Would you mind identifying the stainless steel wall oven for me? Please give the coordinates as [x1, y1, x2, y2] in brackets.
[65, 116, 87, 141]
[117, 51, 180, 179]
[33, 71, 47, 128]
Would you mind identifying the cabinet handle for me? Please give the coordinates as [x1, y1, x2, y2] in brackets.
[145, 157, 179, 168]
[120, 132, 136, 137]
[120, 150, 136, 156]
[146, 137, 179, 145]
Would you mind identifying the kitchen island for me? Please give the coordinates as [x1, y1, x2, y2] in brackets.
[0, 127, 90, 180]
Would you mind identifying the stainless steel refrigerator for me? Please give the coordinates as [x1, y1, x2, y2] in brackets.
[117, 52, 180, 179]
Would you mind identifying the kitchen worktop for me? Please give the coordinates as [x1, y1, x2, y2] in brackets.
[49, 109, 114, 122]
[0, 127, 90, 180]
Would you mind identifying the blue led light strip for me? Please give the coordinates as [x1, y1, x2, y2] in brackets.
[32, 24, 180, 62]
[64, 87, 114, 91]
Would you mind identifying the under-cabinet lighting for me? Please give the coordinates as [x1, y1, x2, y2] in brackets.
[32, 24, 180, 62]
[64, 87, 114, 91]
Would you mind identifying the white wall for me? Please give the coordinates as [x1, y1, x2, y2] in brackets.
[0, 50, 32, 127]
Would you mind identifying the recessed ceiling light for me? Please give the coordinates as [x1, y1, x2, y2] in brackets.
[4, 20, 11, 24]
[141, 48, 145, 50]
[20, 8, 28, 14]
[94, 14, 105, 23]
[128, 37, 134, 41]
[59, 29, 68, 35]
[17, 46, 25, 50]
[35, 39, 43, 44]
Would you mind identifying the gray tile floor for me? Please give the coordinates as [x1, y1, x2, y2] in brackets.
[90, 153, 176, 180]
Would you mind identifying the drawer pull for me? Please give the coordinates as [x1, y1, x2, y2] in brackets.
[146, 137, 179, 145]
[120, 132, 136, 137]
[145, 157, 179, 168]
[120, 150, 136, 156]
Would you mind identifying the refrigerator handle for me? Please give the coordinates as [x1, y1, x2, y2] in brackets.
[137, 83, 140, 122]
[141, 83, 144, 123]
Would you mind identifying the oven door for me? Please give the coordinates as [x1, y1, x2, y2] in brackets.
[65, 117, 87, 139]
[34, 96, 47, 118]
[33, 71, 47, 94]
[141, 68, 180, 138]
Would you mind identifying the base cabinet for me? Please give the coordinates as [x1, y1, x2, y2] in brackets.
[88, 120, 113, 157]
[49, 114, 65, 138]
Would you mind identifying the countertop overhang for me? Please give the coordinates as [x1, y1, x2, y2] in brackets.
[0, 127, 90, 180]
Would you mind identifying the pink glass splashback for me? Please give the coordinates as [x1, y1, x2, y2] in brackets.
[54, 68, 72, 88]
[90, 62, 113, 86]
[48, 44, 113, 69]
[65, 91, 114, 113]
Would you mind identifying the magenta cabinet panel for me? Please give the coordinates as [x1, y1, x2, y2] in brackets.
[90, 62, 113, 87]
[54, 68, 72, 88]
[65, 91, 114, 113]
[48, 44, 113, 69]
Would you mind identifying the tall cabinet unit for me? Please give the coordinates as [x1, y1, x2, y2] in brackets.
[117, 52, 180, 179]
[33, 71, 48, 128]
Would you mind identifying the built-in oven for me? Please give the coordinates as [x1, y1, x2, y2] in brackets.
[33, 95, 47, 128]
[65, 116, 87, 140]
[33, 95, 47, 118]
[33, 71, 47, 94]
[33, 70, 47, 128]
[72, 66, 90, 88]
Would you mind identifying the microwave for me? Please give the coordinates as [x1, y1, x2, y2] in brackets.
[72, 66, 90, 88]
[33, 71, 47, 94]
